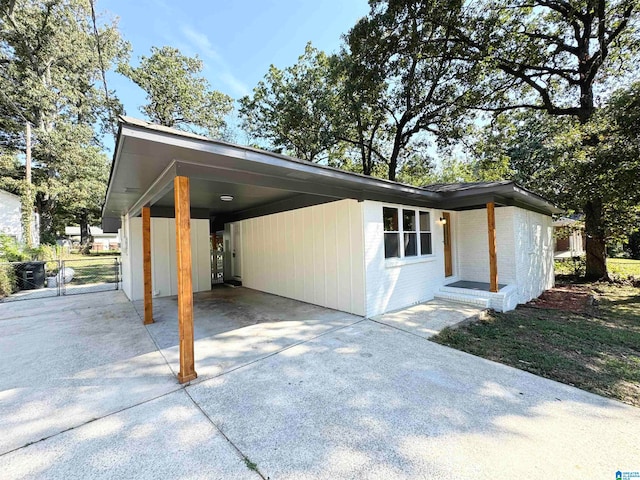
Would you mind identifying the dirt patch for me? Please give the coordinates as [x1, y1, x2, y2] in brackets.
[527, 284, 595, 313]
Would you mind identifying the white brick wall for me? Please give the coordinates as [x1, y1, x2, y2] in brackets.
[456, 207, 516, 285]
[363, 201, 456, 317]
[364, 204, 554, 316]
[513, 208, 555, 304]
[456, 206, 554, 307]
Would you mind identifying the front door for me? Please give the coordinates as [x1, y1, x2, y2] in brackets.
[443, 212, 453, 277]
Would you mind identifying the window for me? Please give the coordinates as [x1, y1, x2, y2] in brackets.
[403, 210, 417, 257]
[419, 211, 432, 255]
[383, 207, 432, 259]
[383, 207, 399, 258]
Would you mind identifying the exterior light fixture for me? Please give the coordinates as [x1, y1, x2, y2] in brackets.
[440, 217, 447, 224]
[220, 195, 234, 202]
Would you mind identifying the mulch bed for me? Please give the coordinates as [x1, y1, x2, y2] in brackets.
[526, 284, 595, 313]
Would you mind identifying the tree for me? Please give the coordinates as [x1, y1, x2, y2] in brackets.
[119, 46, 233, 138]
[0, 0, 128, 243]
[459, 0, 639, 278]
[344, 0, 482, 181]
[473, 82, 640, 263]
[239, 43, 344, 163]
[35, 124, 110, 246]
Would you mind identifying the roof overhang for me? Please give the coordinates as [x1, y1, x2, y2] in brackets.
[102, 117, 561, 233]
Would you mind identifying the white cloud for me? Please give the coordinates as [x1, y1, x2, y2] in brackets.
[180, 25, 249, 97]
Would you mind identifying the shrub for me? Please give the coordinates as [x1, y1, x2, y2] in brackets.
[0, 235, 29, 262]
[0, 263, 16, 298]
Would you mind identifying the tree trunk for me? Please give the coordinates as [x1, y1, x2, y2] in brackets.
[80, 220, 90, 245]
[79, 214, 93, 254]
[388, 143, 401, 181]
[584, 198, 608, 280]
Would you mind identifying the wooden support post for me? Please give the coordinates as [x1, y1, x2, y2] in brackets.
[142, 206, 154, 325]
[175, 176, 197, 383]
[487, 202, 498, 293]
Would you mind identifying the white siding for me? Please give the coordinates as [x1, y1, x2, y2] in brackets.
[0, 190, 39, 246]
[363, 201, 456, 317]
[239, 199, 366, 316]
[121, 215, 211, 301]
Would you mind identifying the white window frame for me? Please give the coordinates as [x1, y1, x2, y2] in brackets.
[383, 205, 434, 261]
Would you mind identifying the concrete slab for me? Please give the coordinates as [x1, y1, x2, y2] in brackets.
[139, 287, 362, 381]
[371, 299, 484, 338]
[0, 291, 178, 454]
[188, 320, 640, 480]
[0, 390, 260, 480]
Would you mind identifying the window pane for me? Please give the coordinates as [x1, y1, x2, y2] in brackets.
[420, 232, 432, 255]
[403, 209, 416, 231]
[404, 233, 417, 257]
[385, 233, 400, 258]
[419, 211, 430, 232]
[383, 207, 398, 231]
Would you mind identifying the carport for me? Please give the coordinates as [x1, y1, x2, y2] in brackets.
[102, 117, 443, 383]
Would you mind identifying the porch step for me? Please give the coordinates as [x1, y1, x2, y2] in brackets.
[434, 291, 491, 308]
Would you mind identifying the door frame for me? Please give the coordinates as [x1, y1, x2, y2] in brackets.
[230, 222, 242, 280]
[443, 212, 453, 277]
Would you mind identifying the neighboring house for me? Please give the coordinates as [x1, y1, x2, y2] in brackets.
[0, 188, 39, 246]
[553, 217, 585, 259]
[64, 226, 120, 251]
[103, 117, 560, 319]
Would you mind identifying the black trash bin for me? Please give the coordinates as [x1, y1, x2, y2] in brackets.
[15, 261, 46, 290]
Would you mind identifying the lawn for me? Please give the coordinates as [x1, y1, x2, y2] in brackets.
[555, 257, 640, 277]
[432, 283, 640, 407]
[47, 254, 120, 286]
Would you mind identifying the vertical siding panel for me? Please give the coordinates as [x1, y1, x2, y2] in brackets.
[304, 208, 315, 304]
[313, 206, 326, 306]
[350, 200, 365, 315]
[284, 211, 295, 296]
[293, 210, 304, 301]
[324, 203, 338, 309]
[201, 220, 211, 291]
[191, 219, 199, 290]
[336, 202, 352, 313]
[151, 218, 166, 297]
[277, 213, 286, 295]
[169, 218, 178, 296]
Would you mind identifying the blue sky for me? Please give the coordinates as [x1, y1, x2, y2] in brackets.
[103, 0, 369, 139]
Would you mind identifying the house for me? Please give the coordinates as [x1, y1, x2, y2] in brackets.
[553, 216, 585, 258]
[64, 225, 120, 251]
[0, 188, 39, 246]
[103, 117, 559, 382]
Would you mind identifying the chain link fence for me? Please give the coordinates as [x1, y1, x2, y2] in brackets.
[0, 257, 121, 303]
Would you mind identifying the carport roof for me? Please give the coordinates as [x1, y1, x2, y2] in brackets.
[101, 117, 560, 232]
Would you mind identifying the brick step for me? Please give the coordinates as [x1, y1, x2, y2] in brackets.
[434, 292, 491, 308]
[439, 286, 499, 298]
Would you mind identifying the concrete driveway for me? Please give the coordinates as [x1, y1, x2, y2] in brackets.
[1, 289, 639, 479]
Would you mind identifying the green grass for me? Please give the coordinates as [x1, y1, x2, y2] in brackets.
[51, 254, 120, 286]
[431, 284, 640, 406]
[607, 258, 640, 277]
[243, 458, 259, 472]
[555, 257, 640, 278]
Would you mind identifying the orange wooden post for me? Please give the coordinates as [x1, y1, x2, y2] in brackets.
[175, 176, 197, 383]
[142, 206, 154, 325]
[487, 202, 498, 293]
